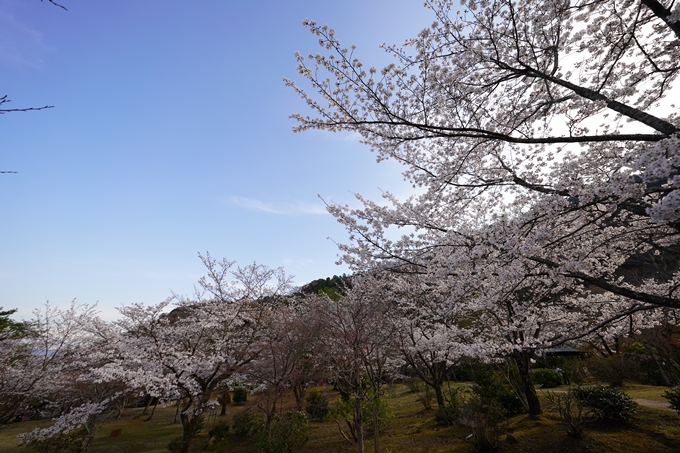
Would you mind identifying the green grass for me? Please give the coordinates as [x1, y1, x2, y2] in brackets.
[2, 383, 680, 453]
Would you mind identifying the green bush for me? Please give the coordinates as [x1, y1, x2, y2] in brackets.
[545, 389, 596, 439]
[472, 368, 524, 417]
[574, 385, 638, 422]
[561, 358, 588, 385]
[435, 386, 463, 426]
[208, 421, 230, 440]
[533, 368, 564, 388]
[363, 397, 392, 435]
[305, 391, 329, 421]
[404, 377, 424, 393]
[663, 387, 680, 415]
[584, 353, 642, 387]
[459, 395, 504, 452]
[330, 394, 392, 438]
[167, 435, 182, 453]
[259, 411, 309, 453]
[232, 387, 248, 405]
[232, 411, 264, 438]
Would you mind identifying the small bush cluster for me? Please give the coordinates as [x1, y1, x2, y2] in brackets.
[545, 389, 596, 439]
[435, 386, 463, 426]
[417, 385, 434, 410]
[533, 368, 564, 388]
[472, 368, 524, 417]
[663, 387, 680, 415]
[404, 377, 424, 393]
[232, 387, 248, 405]
[305, 391, 329, 421]
[259, 411, 309, 453]
[455, 366, 526, 451]
[208, 421, 230, 439]
[167, 435, 182, 453]
[573, 385, 638, 422]
[364, 397, 392, 435]
[232, 411, 264, 438]
[203, 421, 231, 452]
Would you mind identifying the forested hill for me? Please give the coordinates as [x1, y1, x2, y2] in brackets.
[299, 274, 350, 296]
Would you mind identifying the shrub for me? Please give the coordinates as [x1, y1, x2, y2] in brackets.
[232, 387, 248, 405]
[305, 391, 329, 421]
[364, 396, 392, 435]
[330, 394, 392, 440]
[459, 395, 504, 452]
[573, 385, 638, 422]
[167, 435, 182, 453]
[663, 387, 680, 415]
[259, 411, 309, 453]
[417, 385, 434, 410]
[533, 368, 564, 388]
[208, 421, 230, 440]
[404, 377, 424, 393]
[204, 421, 231, 453]
[584, 353, 643, 387]
[472, 368, 524, 417]
[545, 389, 597, 439]
[232, 411, 264, 438]
[435, 386, 464, 426]
[561, 358, 588, 385]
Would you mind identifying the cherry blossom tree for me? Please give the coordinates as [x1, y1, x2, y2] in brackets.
[311, 276, 400, 453]
[0, 301, 98, 426]
[19, 313, 127, 452]
[108, 253, 293, 453]
[388, 273, 468, 419]
[247, 295, 324, 437]
[287, 0, 680, 373]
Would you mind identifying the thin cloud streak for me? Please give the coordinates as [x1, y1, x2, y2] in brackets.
[228, 196, 329, 215]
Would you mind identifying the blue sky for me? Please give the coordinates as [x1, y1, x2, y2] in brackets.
[0, 0, 433, 319]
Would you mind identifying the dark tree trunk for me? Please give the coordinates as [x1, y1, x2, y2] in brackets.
[145, 399, 159, 422]
[80, 413, 98, 452]
[292, 384, 307, 411]
[372, 403, 379, 453]
[142, 395, 152, 415]
[513, 351, 541, 416]
[433, 381, 446, 410]
[354, 393, 364, 453]
[217, 389, 231, 416]
[179, 410, 202, 453]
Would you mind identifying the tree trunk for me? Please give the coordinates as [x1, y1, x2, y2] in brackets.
[173, 400, 181, 424]
[142, 395, 152, 415]
[80, 413, 98, 452]
[513, 351, 541, 416]
[372, 403, 379, 453]
[433, 381, 446, 411]
[354, 394, 364, 453]
[179, 411, 201, 453]
[292, 384, 306, 411]
[145, 399, 159, 422]
[116, 397, 127, 419]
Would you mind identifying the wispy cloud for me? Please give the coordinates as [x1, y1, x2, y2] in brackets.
[337, 131, 362, 142]
[227, 196, 328, 215]
[228, 196, 283, 214]
[0, 9, 51, 70]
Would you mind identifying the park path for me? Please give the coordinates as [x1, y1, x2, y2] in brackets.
[632, 398, 673, 411]
[539, 388, 674, 412]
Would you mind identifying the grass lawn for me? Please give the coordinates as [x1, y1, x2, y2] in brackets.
[1, 383, 679, 453]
